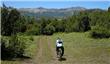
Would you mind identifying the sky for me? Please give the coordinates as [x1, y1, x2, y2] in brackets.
[0, 0, 110, 10]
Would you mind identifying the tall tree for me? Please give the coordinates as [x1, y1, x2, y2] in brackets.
[1, 4, 9, 35]
[81, 16, 91, 31]
[1, 4, 20, 36]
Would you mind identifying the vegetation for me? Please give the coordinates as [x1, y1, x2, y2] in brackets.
[1, 4, 37, 61]
[2, 4, 110, 37]
[1, 35, 34, 59]
[1, 4, 110, 64]
[90, 26, 110, 38]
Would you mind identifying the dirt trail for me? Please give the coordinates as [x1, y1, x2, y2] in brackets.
[34, 36, 43, 64]
[23, 36, 66, 64]
[46, 36, 67, 64]
[35, 36, 59, 64]
[34, 36, 52, 64]
[46, 36, 58, 64]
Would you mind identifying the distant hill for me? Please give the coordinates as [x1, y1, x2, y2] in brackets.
[18, 7, 105, 18]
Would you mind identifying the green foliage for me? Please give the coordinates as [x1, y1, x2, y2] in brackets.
[1, 4, 10, 36]
[1, 5, 20, 36]
[55, 21, 65, 32]
[26, 24, 40, 35]
[43, 24, 55, 35]
[65, 15, 91, 32]
[90, 26, 110, 38]
[88, 10, 110, 38]
[1, 4, 110, 37]
[1, 35, 34, 60]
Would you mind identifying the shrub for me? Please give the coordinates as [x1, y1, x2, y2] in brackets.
[1, 35, 33, 60]
[43, 25, 55, 35]
[73, 16, 91, 32]
[26, 25, 40, 35]
[1, 36, 11, 59]
[90, 26, 110, 38]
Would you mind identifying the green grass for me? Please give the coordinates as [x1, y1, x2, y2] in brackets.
[1, 61, 21, 64]
[1, 32, 110, 64]
[49, 32, 110, 64]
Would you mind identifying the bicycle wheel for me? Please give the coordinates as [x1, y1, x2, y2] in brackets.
[58, 48, 62, 58]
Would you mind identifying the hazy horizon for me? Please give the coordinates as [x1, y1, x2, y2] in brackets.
[1, 1, 110, 10]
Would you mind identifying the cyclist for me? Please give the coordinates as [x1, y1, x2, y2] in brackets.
[56, 37, 64, 57]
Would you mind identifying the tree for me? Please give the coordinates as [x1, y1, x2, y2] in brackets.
[1, 4, 10, 35]
[26, 24, 40, 35]
[108, 7, 110, 12]
[1, 4, 20, 36]
[8, 9, 20, 35]
[80, 16, 91, 31]
[55, 21, 65, 32]
[68, 14, 91, 32]
[43, 24, 55, 35]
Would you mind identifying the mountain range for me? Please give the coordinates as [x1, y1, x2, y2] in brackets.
[18, 7, 104, 18]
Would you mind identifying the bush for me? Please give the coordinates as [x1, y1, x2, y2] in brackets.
[43, 25, 55, 35]
[72, 16, 91, 32]
[1, 36, 11, 59]
[90, 26, 110, 38]
[26, 25, 40, 35]
[1, 35, 33, 60]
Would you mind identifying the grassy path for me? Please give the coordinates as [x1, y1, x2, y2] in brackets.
[34, 36, 53, 64]
[45, 36, 68, 64]
[35, 36, 43, 64]
[2, 33, 110, 64]
[46, 36, 61, 64]
[22, 32, 110, 64]
[34, 36, 67, 64]
[22, 36, 55, 64]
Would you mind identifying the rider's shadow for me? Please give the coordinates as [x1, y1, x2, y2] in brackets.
[58, 57, 66, 61]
